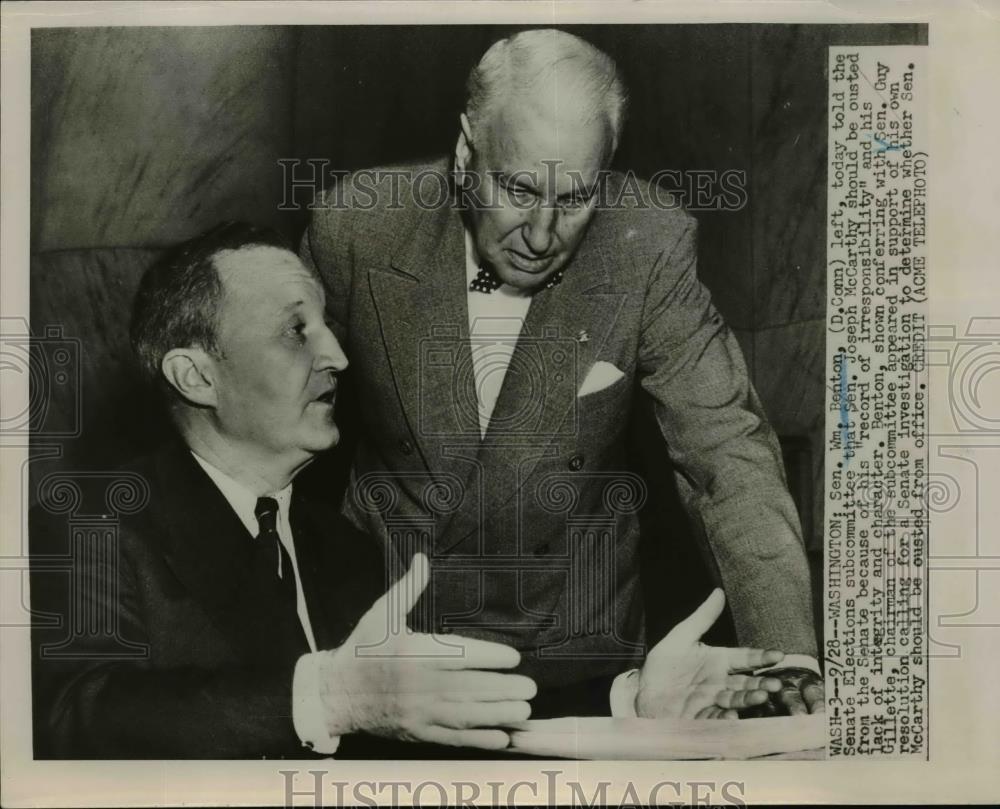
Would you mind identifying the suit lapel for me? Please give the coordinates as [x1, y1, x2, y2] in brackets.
[368, 186, 481, 472]
[287, 491, 329, 647]
[152, 444, 308, 662]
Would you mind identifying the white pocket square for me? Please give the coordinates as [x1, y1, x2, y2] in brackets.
[578, 361, 625, 397]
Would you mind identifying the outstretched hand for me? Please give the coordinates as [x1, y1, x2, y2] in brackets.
[318, 553, 536, 749]
[635, 589, 786, 719]
[740, 666, 825, 717]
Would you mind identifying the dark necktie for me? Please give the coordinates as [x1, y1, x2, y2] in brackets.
[469, 264, 565, 294]
[253, 496, 297, 606]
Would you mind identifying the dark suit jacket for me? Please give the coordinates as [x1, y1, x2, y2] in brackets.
[302, 158, 817, 691]
[29, 439, 385, 759]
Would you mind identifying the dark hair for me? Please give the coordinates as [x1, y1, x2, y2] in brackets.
[129, 221, 292, 395]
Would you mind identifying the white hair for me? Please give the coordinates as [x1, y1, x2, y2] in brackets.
[465, 29, 628, 153]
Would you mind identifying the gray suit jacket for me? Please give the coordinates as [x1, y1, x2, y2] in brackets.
[302, 158, 816, 689]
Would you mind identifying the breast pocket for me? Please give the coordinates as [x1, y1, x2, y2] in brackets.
[574, 374, 632, 444]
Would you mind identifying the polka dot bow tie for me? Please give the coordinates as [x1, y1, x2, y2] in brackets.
[469, 264, 565, 294]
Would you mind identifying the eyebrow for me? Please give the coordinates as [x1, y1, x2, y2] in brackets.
[279, 300, 306, 315]
[497, 172, 540, 195]
[497, 172, 593, 202]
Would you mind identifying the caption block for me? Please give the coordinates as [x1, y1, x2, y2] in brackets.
[824, 46, 928, 758]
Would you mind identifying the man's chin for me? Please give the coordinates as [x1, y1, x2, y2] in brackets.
[302, 424, 340, 454]
[495, 261, 561, 291]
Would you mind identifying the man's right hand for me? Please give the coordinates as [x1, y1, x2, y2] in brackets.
[317, 553, 536, 749]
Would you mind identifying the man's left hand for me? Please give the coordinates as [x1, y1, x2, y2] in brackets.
[749, 667, 825, 716]
[634, 589, 786, 719]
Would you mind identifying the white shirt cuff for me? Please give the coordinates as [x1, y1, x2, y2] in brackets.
[292, 652, 341, 756]
[609, 669, 640, 718]
[756, 654, 821, 675]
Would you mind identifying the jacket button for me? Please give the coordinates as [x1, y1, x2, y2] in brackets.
[534, 542, 550, 556]
[399, 439, 414, 455]
[568, 454, 584, 471]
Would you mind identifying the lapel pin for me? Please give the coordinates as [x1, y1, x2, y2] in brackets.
[577, 330, 589, 343]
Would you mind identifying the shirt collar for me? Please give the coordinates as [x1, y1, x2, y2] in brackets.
[190, 451, 292, 538]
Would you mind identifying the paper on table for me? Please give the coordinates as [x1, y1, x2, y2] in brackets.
[505, 715, 826, 760]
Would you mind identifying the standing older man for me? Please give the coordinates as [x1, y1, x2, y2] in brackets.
[302, 29, 824, 714]
[29, 222, 538, 758]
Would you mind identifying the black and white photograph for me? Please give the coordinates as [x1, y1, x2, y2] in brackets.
[1, 1, 997, 806]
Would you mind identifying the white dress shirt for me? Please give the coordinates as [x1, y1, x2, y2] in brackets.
[190, 453, 340, 754]
[465, 230, 534, 437]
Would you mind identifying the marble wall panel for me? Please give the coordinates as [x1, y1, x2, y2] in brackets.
[32, 27, 296, 251]
[29, 249, 169, 493]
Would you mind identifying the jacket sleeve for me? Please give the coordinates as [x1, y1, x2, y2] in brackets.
[636, 217, 817, 657]
[300, 183, 356, 347]
[29, 511, 304, 759]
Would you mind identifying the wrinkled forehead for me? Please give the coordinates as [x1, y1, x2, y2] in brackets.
[481, 87, 613, 190]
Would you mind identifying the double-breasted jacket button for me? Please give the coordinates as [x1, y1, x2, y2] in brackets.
[399, 438, 414, 455]
[568, 454, 585, 471]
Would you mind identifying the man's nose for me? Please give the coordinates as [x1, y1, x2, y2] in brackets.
[315, 326, 349, 373]
[522, 203, 557, 255]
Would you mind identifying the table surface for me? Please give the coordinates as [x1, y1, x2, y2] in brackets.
[505, 715, 828, 760]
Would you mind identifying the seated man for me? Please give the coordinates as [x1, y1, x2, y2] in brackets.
[29, 222, 536, 759]
[29, 222, 786, 760]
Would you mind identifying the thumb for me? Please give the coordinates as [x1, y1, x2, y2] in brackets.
[382, 552, 430, 620]
[665, 588, 725, 646]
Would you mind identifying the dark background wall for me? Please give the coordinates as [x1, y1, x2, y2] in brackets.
[30, 23, 927, 643]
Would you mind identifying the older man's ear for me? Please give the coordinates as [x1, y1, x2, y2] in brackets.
[161, 347, 218, 409]
[454, 113, 475, 172]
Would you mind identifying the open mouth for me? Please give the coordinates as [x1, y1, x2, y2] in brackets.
[313, 389, 336, 406]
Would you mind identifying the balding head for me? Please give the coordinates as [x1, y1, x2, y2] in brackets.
[465, 29, 628, 156]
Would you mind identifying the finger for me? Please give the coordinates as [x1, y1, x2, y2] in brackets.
[666, 589, 725, 645]
[724, 647, 785, 672]
[803, 679, 826, 713]
[380, 553, 430, 619]
[443, 670, 537, 701]
[722, 708, 739, 720]
[780, 685, 809, 716]
[694, 705, 723, 719]
[716, 688, 770, 710]
[684, 685, 731, 717]
[433, 700, 532, 729]
[419, 726, 511, 750]
[725, 674, 784, 693]
[430, 635, 521, 670]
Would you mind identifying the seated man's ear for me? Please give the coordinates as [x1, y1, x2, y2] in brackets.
[161, 347, 217, 408]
